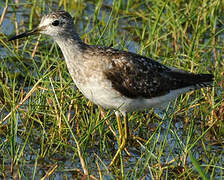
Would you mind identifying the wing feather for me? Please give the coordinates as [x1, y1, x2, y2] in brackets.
[102, 48, 213, 98]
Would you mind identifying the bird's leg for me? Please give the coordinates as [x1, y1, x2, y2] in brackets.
[110, 112, 128, 166]
[123, 112, 128, 149]
[115, 111, 123, 145]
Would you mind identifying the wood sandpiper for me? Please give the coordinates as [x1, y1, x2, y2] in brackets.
[9, 10, 214, 166]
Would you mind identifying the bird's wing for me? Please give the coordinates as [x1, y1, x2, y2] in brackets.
[103, 48, 213, 99]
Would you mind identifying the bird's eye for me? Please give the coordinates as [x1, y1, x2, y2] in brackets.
[52, 20, 60, 26]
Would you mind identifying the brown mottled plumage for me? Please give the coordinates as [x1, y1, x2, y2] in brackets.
[9, 10, 214, 165]
[8, 10, 214, 112]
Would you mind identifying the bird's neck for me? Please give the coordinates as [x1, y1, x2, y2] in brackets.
[53, 33, 88, 82]
[53, 32, 88, 62]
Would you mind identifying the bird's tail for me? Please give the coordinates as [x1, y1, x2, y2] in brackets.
[167, 71, 214, 90]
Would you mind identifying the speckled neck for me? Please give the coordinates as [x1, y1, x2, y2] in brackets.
[52, 32, 89, 86]
[53, 32, 88, 61]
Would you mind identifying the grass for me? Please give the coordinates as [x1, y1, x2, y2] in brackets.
[0, 0, 224, 179]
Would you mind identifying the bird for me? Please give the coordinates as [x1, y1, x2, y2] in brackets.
[8, 10, 214, 166]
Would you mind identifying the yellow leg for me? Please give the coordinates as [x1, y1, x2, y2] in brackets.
[110, 112, 128, 166]
[115, 111, 123, 145]
[123, 113, 128, 145]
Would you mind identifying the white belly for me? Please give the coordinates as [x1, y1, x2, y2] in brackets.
[73, 76, 192, 113]
[74, 77, 124, 110]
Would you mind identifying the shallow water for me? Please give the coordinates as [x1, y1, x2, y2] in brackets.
[0, 0, 223, 179]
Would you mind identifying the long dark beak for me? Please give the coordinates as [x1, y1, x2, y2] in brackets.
[8, 27, 40, 41]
